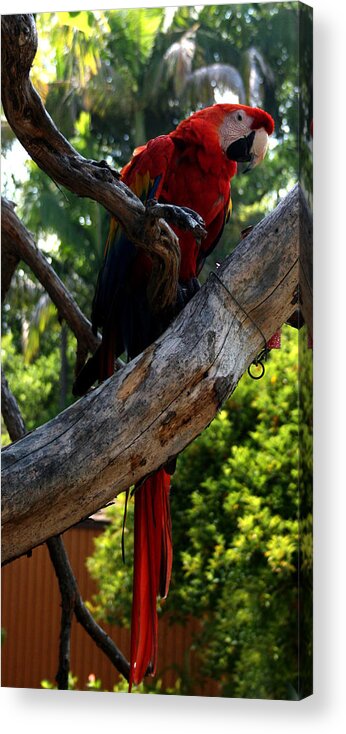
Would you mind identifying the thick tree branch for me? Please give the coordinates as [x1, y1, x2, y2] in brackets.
[1, 14, 207, 308]
[1, 184, 312, 564]
[1, 372, 130, 683]
[1, 197, 100, 361]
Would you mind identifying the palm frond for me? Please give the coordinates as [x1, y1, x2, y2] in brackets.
[185, 63, 246, 106]
[163, 27, 198, 96]
[243, 47, 275, 107]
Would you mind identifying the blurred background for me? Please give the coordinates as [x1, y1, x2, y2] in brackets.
[1, 3, 312, 699]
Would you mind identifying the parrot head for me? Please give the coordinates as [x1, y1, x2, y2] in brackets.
[185, 103, 274, 173]
[218, 104, 274, 171]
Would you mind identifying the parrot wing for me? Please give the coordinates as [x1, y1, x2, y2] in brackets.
[91, 134, 176, 338]
[73, 135, 176, 394]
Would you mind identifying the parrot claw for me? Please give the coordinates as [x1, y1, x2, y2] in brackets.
[145, 199, 207, 242]
[178, 206, 207, 240]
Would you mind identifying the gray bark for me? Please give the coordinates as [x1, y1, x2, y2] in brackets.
[1, 368, 27, 443]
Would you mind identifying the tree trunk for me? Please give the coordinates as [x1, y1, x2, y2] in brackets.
[1, 184, 312, 565]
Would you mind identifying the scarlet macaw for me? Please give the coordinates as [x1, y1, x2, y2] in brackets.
[73, 103, 274, 689]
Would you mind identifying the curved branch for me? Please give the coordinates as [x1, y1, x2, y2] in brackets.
[47, 535, 130, 684]
[1, 201, 20, 303]
[1, 368, 27, 442]
[1, 14, 206, 308]
[1, 197, 100, 359]
[1, 184, 312, 564]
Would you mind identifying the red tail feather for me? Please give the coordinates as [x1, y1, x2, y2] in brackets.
[129, 469, 172, 690]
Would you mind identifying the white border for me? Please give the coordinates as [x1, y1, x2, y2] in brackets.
[2, 0, 346, 731]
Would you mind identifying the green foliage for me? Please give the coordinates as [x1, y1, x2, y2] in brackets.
[1, 330, 76, 445]
[40, 670, 182, 694]
[23, 294, 57, 364]
[86, 493, 134, 627]
[87, 327, 308, 699]
[41, 671, 78, 690]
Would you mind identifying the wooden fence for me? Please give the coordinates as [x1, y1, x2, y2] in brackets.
[1, 520, 219, 696]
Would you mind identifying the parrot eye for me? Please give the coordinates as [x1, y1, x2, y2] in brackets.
[237, 112, 243, 122]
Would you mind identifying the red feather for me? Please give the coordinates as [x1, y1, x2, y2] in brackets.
[129, 469, 172, 690]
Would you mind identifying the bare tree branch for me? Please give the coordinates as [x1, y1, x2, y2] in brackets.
[1, 368, 27, 442]
[1, 370, 130, 684]
[1, 197, 100, 360]
[1, 14, 207, 308]
[47, 535, 130, 686]
[47, 536, 75, 691]
[1, 200, 20, 303]
[1, 184, 312, 564]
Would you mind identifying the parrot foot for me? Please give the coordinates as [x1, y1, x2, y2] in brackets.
[145, 199, 207, 243]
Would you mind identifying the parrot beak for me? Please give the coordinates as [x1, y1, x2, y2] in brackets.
[226, 130, 255, 164]
[227, 128, 269, 174]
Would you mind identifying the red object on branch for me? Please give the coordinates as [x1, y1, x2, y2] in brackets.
[266, 330, 282, 350]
